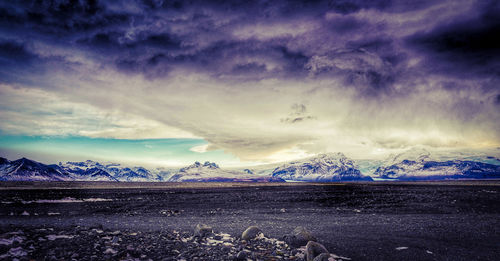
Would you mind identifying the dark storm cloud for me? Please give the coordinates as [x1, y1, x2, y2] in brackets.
[0, 38, 81, 87]
[347, 38, 406, 66]
[325, 15, 366, 34]
[0, 0, 405, 85]
[0, 40, 45, 85]
[327, 0, 390, 14]
[0, 1, 375, 90]
[305, 48, 398, 98]
[0, 1, 128, 37]
[0, 41, 36, 65]
[1, 0, 499, 160]
[0, 0, 497, 96]
[0, 0, 491, 82]
[406, 0, 500, 77]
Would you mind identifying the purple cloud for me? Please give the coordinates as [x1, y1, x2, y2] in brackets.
[0, 0, 498, 161]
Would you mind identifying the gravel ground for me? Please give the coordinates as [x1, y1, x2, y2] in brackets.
[0, 181, 499, 260]
[0, 225, 315, 261]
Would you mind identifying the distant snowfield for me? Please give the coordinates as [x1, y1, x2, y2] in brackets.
[371, 178, 398, 181]
[20, 197, 112, 204]
[1, 148, 499, 182]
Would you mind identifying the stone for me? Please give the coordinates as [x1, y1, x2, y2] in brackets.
[306, 241, 329, 261]
[235, 251, 247, 260]
[284, 226, 317, 247]
[241, 226, 262, 240]
[194, 224, 213, 238]
[103, 248, 117, 255]
[313, 253, 331, 261]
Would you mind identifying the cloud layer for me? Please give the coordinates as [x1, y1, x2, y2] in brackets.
[0, 0, 499, 162]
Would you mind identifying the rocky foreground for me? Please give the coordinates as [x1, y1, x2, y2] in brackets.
[0, 224, 350, 261]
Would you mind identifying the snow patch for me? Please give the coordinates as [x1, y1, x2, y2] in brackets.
[0, 236, 24, 246]
[9, 247, 28, 257]
[104, 248, 117, 255]
[22, 197, 112, 204]
[46, 234, 75, 241]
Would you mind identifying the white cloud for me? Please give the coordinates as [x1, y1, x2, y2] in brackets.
[2, 59, 499, 164]
[0, 84, 196, 139]
[190, 144, 209, 153]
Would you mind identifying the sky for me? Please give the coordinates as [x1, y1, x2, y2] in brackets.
[0, 0, 499, 167]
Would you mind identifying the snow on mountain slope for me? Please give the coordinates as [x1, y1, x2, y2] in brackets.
[61, 160, 153, 181]
[3, 150, 498, 182]
[356, 159, 383, 176]
[374, 149, 500, 180]
[271, 153, 372, 182]
[0, 158, 157, 182]
[382, 148, 431, 167]
[168, 161, 284, 182]
[0, 157, 71, 181]
[0, 157, 283, 182]
[230, 162, 282, 177]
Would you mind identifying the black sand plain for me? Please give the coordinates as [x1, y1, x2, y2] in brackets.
[0, 181, 499, 260]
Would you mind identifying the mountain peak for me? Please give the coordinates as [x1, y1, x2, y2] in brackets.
[385, 147, 431, 166]
[181, 161, 220, 172]
[374, 148, 500, 180]
[272, 153, 372, 182]
[13, 157, 38, 166]
[203, 161, 219, 169]
[0, 157, 10, 164]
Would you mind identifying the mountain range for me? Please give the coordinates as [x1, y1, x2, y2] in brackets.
[1, 149, 499, 182]
[373, 148, 500, 180]
[168, 161, 283, 182]
[270, 153, 372, 182]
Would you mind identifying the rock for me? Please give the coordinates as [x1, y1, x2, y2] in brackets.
[313, 253, 332, 261]
[241, 226, 262, 240]
[9, 247, 28, 257]
[103, 248, 117, 255]
[194, 224, 213, 237]
[284, 226, 317, 247]
[235, 251, 247, 260]
[306, 241, 329, 261]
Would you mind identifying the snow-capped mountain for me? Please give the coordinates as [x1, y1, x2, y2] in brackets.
[60, 160, 155, 181]
[382, 148, 431, 167]
[2, 150, 498, 182]
[169, 161, 284, 182]
[354, 159, 384, 176]
[0, 157, 284, 182]
[0, 157, 70, 181]
[0, 158, 164, 182]
[271, 153, 373, 181]
[374, 148, 500, 180]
